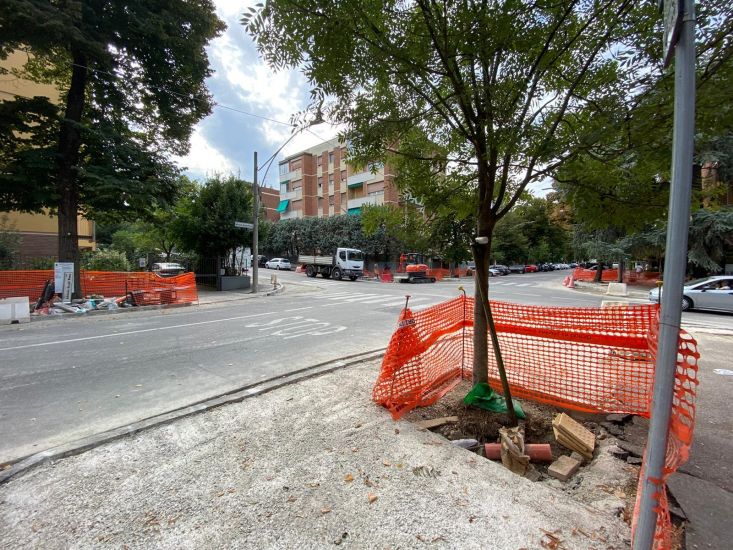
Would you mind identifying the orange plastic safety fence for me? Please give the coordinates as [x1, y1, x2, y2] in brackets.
[572, 267, 661, 286]
[0, 270, 198, 305]
[373, 296, 698, 550]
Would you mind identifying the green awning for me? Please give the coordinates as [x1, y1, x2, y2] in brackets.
[347, 180, 363, 188]
[347, 207, 361, 215]
[276, 199, 289, 213]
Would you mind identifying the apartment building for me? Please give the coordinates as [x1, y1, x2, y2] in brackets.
[259, 186, 281, 222]
[1, 50, 96, 258]
[276, 138, 399, 220]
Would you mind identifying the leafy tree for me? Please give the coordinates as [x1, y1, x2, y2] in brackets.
[175, 176, 254, 272]
[0, 214, 21, 269]
[0, 1, 224, 294]
[244, 0, 657, 398]
[82, 248, 131, 272]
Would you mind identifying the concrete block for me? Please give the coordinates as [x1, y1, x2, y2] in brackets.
[0, 297, 30, 325]
[606, 282, 628, 296]
[547, 455, 581, 482]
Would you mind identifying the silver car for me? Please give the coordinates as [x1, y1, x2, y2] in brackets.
[649, 275, 733, 312]
[265, 258, 291, 270]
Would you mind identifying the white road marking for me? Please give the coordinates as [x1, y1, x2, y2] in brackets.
[0, 309, 314, 353]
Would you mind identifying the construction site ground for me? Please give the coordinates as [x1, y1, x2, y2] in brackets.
[1, 359, 630, 550]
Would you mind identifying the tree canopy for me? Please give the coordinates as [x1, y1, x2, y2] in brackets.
[0, 0, 224, 293]
[244, 0, 657, 384]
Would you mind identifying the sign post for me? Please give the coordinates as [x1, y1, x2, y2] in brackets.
[634, 1, 696, 548]
[234, 221, 254, 230]
[54, 262, 74, 296]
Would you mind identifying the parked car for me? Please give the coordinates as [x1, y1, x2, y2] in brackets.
[538, 263, 555, 272]
[488, 267, 501, 277]
[509, 264, 526, 274]
[649, 275, 733, 312]
[492, 264, 511, 275]
[257, 255, 268, 267]
[265, 258, 291, 270]
[151, 262, 185, 277]
[524, 264, 538, 273]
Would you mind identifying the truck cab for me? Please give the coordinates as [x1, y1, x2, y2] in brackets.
[335, 248, 364, 280]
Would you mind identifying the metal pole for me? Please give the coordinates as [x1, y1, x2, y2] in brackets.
[633, 1, 695, 547]
[252, 151, 259, 294]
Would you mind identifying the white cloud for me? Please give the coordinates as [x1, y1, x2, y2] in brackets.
[175, 129, 237, 179]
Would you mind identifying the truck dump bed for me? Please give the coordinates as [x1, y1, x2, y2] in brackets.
[298, 255, 334, 266]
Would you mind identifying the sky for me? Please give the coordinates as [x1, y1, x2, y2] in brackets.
[174, 0, 339, 189]
[176, 1, 552, 196]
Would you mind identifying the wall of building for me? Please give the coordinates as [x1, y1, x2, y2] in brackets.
[277, 138, 400, 220]
[1, 51, 96, 257]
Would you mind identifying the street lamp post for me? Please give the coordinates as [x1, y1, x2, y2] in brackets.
[252, 151, 259, 294]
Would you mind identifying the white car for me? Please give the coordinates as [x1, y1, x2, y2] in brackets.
[649, 275, 733, 312]
[265, 258, 291, 270]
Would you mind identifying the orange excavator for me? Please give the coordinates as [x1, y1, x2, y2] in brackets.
[396, 253, 436, 284]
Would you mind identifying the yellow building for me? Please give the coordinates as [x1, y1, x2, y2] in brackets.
[0, 50, 96, 260]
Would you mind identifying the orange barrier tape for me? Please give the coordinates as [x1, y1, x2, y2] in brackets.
[373, 296, 698, 550]
[0, 270, 198, 305]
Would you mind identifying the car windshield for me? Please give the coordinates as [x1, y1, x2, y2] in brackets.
[348, 250, 363, 260]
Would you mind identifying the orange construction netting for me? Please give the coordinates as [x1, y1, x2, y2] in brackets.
[0, 270, 198, 305]
[372, 295, 698, 550]
[573, 267, 661, 285]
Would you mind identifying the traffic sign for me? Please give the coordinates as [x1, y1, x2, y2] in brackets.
[662, 0, 683, 68]
[234, 221, 254, 229]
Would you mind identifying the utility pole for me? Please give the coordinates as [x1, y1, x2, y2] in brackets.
[252, 151, 259, 294]
[633, 1, 695, 547]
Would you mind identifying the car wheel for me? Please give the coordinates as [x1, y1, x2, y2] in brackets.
[306, 266, 316, 278]
[681, 296, 693, 311]
[332, 267, 342, 280]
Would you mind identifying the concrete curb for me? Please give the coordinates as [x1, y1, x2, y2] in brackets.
[0, 348, 386, 484]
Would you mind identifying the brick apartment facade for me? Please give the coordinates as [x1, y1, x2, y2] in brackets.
[276, 138, 400, 219]
[259, 187, 281, 222]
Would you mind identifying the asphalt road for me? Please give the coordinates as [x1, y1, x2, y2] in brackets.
[1, 270, 731, 464]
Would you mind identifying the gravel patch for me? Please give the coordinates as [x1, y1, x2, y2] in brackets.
[0, 360, 629, 549]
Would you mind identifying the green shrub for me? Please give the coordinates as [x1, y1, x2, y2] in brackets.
[82, 249, 132, 272]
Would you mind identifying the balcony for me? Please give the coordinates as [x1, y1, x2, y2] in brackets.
[346, 170, 377, 187]
[280, 187, 302, 201]
[279, 208, 303, 220]
[279, 168, 302, 183]
[347, 194, 384, 210]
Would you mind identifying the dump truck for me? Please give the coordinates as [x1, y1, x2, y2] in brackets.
[298, 248, 364, 280]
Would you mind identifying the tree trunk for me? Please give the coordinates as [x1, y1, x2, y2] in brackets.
[472, 223, 492, 385]
[617, 258, 624, 283]
[56, 49, 88, 298]
[594, 261, 603, 283]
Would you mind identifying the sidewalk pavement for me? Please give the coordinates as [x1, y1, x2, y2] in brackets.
[197, 284, 282, 305]
[0, 359, 628, 549]
[666, 331, 733, 549]
[569, 280, 650, 300]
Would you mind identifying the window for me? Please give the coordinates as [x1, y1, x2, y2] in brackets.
[339, 251, 346, 260]
[329, 175, 334, 185]
[328, 152, 334, 164]
[318, 176, 323, 188]
[279, 164, 288, 175]
[348, 250, 363, 261]
[317, 156, 322, 166]
[280, 183, 288, 194]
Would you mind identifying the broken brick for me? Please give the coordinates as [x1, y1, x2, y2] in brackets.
[548, 455, 581, 482]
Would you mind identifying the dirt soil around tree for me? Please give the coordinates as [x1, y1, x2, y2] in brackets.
[402, 379, 685, 547]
